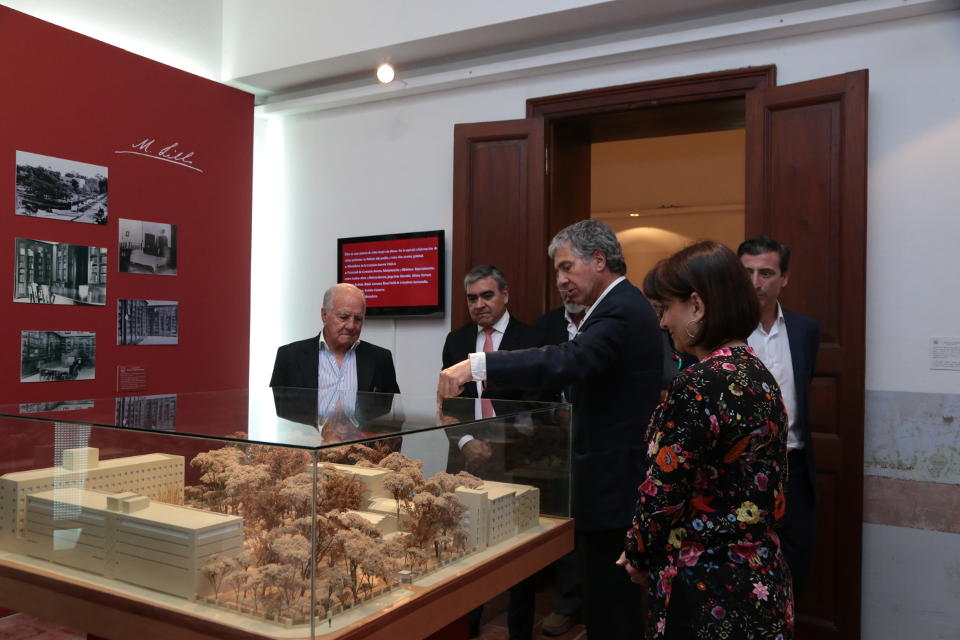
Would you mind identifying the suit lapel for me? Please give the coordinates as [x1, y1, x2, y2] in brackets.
[499, 318, 519, 350]
[297, 337, 321, 388]
[783, 310, 805, 384]
[355, 342, 373, 392]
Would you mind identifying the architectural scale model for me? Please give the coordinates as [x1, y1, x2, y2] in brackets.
[0, 441, 543, 629]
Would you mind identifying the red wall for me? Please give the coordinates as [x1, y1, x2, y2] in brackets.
[0, 7, 254, 404]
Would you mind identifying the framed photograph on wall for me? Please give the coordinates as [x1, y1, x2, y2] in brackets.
[14, 238, 107, 306]
[117, 299, 179, 345]
[15, 151, 108, 224]
[118, 218, 177, 275]
[20, 330, 96, 382]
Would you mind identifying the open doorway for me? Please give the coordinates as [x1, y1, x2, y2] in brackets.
[591, 128, 745, 282]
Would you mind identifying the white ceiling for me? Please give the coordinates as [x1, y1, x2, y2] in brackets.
[228, 0, 825, 95]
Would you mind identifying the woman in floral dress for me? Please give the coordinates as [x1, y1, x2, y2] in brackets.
[618, 241, 794, 639]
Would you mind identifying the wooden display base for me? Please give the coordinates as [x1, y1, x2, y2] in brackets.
[0, 517, 573, 640]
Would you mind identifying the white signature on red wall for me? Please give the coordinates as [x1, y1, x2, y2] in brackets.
[114, 138, 203, 173]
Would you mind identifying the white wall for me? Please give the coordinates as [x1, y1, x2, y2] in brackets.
[256, 11, 960, 397]
[3, 0, 223, 79]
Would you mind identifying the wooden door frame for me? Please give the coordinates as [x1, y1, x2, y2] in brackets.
[525, 66, 775, 311]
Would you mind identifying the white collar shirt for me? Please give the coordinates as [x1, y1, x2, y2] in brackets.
[317, 335, 360, 415]
[747, 304, 801, 450]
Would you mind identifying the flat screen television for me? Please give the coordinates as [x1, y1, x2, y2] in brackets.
[337, 230, 445, 317]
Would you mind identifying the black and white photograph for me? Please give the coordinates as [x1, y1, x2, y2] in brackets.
[115, 394, 177, 431]
[19, 399, 95, 414]
[14, 238, 107, 306]
[15, 151, 108, 224]
[20, 331, 96, 382]
[117, 299, 179, 345]
[118, 218, 177, 275]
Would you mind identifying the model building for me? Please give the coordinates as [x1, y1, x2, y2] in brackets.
[0, 441, 542, 629]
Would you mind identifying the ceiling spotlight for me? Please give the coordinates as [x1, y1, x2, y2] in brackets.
[629, 212, 640, 217]
[376, 63, 396, 84]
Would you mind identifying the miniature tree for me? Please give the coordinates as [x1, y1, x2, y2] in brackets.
[271, 533, 312, 580]
[383, 470, 416, 520]
[455, 470, 483, 489]
[318, 468, 364, 513]
[378, 451, 423, 472]
[259, 563, 304, 617]
[402, 493, 443, 551]
[201, 554, 233, 599]
[188, 446, 245, 512]
[224, 462, 271, 515]
[379, 538, 406, 572]
[318, 565, 350, 615]
[277, 472, 315, 521]
[333, 528, 377, 602]
[359, 549, 390, 595]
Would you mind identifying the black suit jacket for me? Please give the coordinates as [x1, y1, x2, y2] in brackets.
[269, 335, 400, 394]
[783, 309, 821, 501]
[486, 279, 663, 531]
[441, 315, 540, 400]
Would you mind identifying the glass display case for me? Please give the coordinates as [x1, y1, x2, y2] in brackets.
[0, 388, 571, 639]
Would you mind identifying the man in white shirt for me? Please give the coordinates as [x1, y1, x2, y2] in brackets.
[739, 236, 821, 596]
[269, 283, 400, 396]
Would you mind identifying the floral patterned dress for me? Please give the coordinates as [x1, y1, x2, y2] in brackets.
[624, 346, 794, 639]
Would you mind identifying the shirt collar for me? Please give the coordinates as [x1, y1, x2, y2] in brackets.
[319, 334, 361, 353]
[478, 309, 511, 335]
[756, 303, 786, 336]
[580, 276, 625, 326]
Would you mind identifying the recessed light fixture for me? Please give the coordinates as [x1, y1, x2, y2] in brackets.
[629, 212, 640, 217]
[376, 63, 396, 84]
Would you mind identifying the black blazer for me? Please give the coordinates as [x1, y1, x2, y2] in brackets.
[486, 279, 663, 531]
[441, 315, 541, 400]
[269, 335, 400, 394]
[535, 306, 570, 348]
[783, 309, 821, 501]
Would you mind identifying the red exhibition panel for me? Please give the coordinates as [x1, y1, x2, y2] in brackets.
[0, 7, 254, 405]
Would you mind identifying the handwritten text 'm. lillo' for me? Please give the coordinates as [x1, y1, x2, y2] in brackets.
[114, 138, 203, 173]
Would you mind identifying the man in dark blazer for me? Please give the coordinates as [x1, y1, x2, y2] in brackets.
[442, 264, 540, 640]
[442, 264, 540, 400]
[739, 236, 820, 596]
[270, 283, 400, 394]
[439, 220, 663, 640]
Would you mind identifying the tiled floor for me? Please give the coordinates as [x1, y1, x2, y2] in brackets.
[0, 614, 84, 640]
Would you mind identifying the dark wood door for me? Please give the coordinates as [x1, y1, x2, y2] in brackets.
[746, 70, 868, 640]
[451, 119, 546, 328]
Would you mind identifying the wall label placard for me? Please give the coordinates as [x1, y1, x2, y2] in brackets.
[930, 337, 960, 371]
[117, 365, 148, 392]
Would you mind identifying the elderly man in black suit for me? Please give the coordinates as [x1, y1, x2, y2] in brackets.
[439, 220, 663, 640]
[739, 236, 821, 596]
[270, 283, 399, 395]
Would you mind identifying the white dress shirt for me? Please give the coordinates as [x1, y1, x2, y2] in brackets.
[317, 336, 359, 416]
[748, 304, 802, 451]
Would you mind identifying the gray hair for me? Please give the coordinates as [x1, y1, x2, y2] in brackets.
[323, 283, 365, 312]
[463, 264, 508, 292]
[548, 220, 626, 276]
